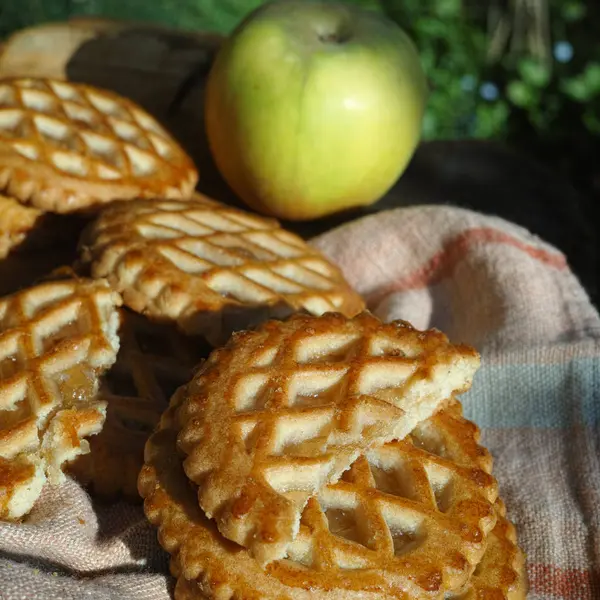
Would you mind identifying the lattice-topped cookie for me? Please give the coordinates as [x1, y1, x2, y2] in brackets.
[79, 196, 365, 344]
[70, 309, 209, 499]
[140, 394, 500, 599]
[0, 193, 42, 258]
[175, 311, 480, 564]
[0, 78, 197, 213]
[0, 278, 121, 520]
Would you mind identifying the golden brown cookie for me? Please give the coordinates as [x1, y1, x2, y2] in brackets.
[175, 311, 480, 565]
[0, 78, 197, 213]
[0, 278, 121, 520]
[79, 196, 365, 344]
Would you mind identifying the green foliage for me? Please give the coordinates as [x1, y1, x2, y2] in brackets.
[0, 0, 381, 36]
[561, 63, 600, 102]
[1, 0, 598, 144]
[561, 0, 586, 22]
[378, 0, 600, 142]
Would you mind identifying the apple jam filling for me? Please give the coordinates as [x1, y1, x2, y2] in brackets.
[55, 364, 98, 408]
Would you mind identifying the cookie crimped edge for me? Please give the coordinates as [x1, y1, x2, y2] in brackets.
[0, 160, 197, 214]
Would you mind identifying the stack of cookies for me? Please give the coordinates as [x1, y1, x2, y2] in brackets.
[0, 76, 526, 598]
[139, 314, 527, 599]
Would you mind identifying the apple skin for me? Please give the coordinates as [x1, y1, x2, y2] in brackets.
[205, 0, 427, 221]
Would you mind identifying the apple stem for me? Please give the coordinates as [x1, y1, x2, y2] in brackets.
[319, 32, 349, 44]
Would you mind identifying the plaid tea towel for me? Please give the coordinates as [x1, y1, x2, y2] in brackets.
[0, 205, 598, 599]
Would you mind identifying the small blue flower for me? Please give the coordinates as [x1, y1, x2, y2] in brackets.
[461, 75, 477, 92]
[554, 41, 574, 63]
[479, 81, 499, 101]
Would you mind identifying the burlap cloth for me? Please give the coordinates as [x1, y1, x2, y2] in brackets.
[0, 205, 599, 599]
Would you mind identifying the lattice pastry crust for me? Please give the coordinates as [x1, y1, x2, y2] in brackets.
[176, 311, 480, 564]
[79, 196, 365, 344]
[0, 78, 197, 213]
[0, 278, 121, 520]
[140, 393, 501, 599]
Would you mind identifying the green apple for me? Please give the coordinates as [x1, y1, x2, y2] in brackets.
[205, 0, 427, 221]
